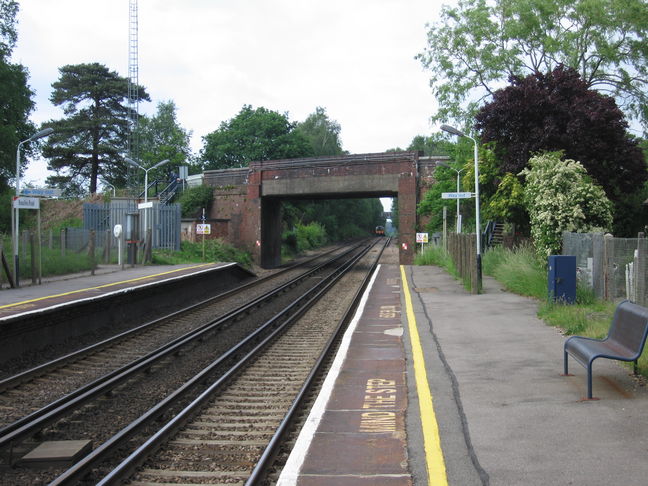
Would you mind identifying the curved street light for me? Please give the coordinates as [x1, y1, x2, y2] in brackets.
[13, 127, 55, 287]
[440, 124, 482, 291]
[125, 157, 170, 236]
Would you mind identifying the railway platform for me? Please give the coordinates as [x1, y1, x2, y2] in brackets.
[2, 254, 648, 484]
[278, 262, 648, 486]
[0, 262, 232, 317]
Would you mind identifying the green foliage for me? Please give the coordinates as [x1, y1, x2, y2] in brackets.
[0, 1, 36, 196]
[42, 63, 150, 195]
[538, 299, 616, 338]
[475, 66, 647, 235]
[418, 0, 648, 133]
[282, 222, 328, 254]
[152, 239, 251, 267]
[0, 0, 18, 57]
[520, 152, 613, 257]
[136, 100, 195, 179]
[49, 217, 82, 235]
[295, 107, 344, 156]
[201, 105, 313, 169]
[414, 245, 458, 278]
[407, 134, 453, 156]
[417, 139, 487, 233]
[482, 245, 547, 298]
[418, 164, 463, 232]
[283, 199, 384, 242]
[178, 185, 213, 218]
[483, 172, 527, 231]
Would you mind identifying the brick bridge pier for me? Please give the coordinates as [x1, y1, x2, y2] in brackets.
[202, 152, 441, 267]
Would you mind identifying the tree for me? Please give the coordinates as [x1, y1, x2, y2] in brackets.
[418, 0, 648, 132]
[407, 135, 452, 157]
[0, 0, 17, 58]
[474, 65, 647, 234]
[201, 105, 313, 169]
[284, 198, 385, 242]
[136, 100, 194, 180]
[0, 0, 36, 192]
[520, 152, 613, 256]
[42, 63, 150, 195]
[295, 107, 344, 156]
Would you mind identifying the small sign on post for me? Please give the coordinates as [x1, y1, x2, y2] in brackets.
[196, 223, 211, 235]
[13, 197, 40, 209]
[416, 232, 429, 252]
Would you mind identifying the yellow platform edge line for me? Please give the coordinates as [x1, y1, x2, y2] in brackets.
[400, 265, 448, 486]
[0, 263, 212, 310]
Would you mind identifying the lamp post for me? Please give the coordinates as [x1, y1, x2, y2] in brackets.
[440, 124, 481, 290]
[124, 157, 170, 235]
[436, 161, 464, 232]
[100, 179, 116, 197]
[13, 128, 54, 287]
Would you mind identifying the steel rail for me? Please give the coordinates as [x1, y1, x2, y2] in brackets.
[0, 245, 340, 393]
[53, 240, 377, 485]
[246, 237, 391, 484]
[0, 242, 364, 451]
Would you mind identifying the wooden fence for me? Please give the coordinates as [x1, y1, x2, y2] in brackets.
[447, 232, 480, 294]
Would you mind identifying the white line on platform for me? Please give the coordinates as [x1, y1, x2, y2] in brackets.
[275, 264, 381, 485]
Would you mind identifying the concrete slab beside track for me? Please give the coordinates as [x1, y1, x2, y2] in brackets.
[280, 258, 648, 486]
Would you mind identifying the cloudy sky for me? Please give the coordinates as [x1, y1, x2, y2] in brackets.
[12, 0, 448, 186]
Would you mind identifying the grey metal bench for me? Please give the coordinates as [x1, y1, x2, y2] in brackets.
[563, 300, 648, 399]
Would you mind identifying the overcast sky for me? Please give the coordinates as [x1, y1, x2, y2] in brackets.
[12, 0, 448, 186]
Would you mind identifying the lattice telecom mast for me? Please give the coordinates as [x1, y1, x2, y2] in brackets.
[127, 0, 139, 162]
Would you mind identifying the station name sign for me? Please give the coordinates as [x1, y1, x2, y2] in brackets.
[13, 196, 40, 209]
[441, 192, 473, 199]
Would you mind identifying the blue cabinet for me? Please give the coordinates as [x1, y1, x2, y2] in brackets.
[548, 255, 576, 304]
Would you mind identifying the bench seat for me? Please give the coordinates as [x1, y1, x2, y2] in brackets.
[564, 300, 648, 399]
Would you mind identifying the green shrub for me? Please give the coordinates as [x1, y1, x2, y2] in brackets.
[152, 239, 251, 267]
[178, 185, 214, 218]
[415, 245, 459, 278]
[283, 222, 328, 256]
[482, 245, 546, 299]
[50, 217, 83, 235]
[295, 222, 327, 250]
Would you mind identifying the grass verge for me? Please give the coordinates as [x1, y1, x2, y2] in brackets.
[414, 245, 470, 290]
[152, 239, 252, 267]
[418, 244, 643, 374]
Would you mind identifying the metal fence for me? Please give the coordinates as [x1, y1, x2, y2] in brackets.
[562, 232, 648, 306]
[83, 200, 181, 251]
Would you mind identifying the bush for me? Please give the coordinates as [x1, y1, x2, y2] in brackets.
[520, 152, 612, 257]
[178, 185, 214, 218]
[414, 245, 459, 280]
[482, 245, 546, 298]
[282, 222, 328, 257]
[152, 239, 251, 267]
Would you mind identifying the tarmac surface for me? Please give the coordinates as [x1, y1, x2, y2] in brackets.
[1, 260, 647, 485]
[402, 264, 648, 485]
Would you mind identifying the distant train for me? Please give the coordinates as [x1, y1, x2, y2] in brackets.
[375, 225, 385, 236]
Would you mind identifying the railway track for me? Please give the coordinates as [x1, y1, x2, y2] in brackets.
[0, 239, 387, 485]
[0, 244, 347, 433]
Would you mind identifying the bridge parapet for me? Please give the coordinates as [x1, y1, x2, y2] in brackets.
[203, 152, 446, 267]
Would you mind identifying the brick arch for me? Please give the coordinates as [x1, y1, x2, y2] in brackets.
[204, 152, 443, 268]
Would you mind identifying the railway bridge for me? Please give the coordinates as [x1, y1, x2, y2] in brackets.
[202, 151, 441, 267]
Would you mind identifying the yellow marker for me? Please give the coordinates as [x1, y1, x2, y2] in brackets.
[400, 265, 448, 485]
[0, 264, 213, 310]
